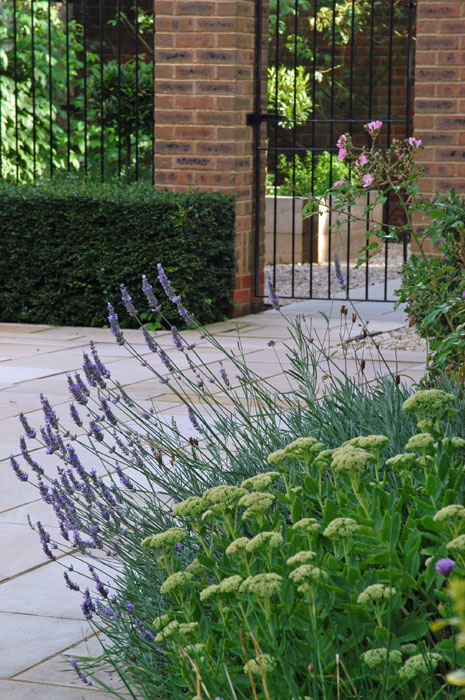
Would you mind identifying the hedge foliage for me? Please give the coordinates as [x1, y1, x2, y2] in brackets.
[0, 179, 236, 328]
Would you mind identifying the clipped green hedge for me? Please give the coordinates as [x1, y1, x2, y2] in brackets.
[0, 179, 236, 327]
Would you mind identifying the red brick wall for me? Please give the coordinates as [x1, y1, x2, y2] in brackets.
[154, 0, 268, 315]
[414, 0, 465, 198]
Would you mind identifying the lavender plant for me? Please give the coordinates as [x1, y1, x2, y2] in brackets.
[9, 269, 463, 697]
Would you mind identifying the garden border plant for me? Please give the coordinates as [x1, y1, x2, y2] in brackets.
[9, 261, 465, 699]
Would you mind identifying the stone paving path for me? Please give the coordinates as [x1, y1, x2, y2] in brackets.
[0, 281, 426, 699]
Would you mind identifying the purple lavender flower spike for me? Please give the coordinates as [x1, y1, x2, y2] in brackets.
[140, 324, 158, 353]
[142, 274, 162, 313]
[436, 558, 455, 578]
[64, 570, 80, 592]
[69, 403, 83, 428]
[90, 341, 111, 380]
[81, 588, 96, 619]
[100, 398, 118, 426]
[120, 284, 138, 317]
[40, 394, 59, 430]
[171, 326, 185, 352]
[107, 303, 125, 345]
[265, 279, 281, 310]
[188, 408, 202, 432]
[19, 435, 43, 475]
[219, 367, 230, 388]
[157, 263, 194, 326]
[19, 412, 36, 439]
[89, 420, 104, 443]
[71, 658, 92, 686]
[115, 464, 134, 489]
[82, 352, 98, 387]
[67, 373, 89, 405]
[37, 521, 56, 560]
[9, 455, 28, 482]
[334, 254, 346, 291]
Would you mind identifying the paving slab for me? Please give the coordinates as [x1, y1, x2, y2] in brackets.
[0, 613, 92, 679]
[0, 680, 117, 699]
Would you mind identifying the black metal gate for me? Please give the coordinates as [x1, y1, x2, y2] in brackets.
[251, 0, 416, 302]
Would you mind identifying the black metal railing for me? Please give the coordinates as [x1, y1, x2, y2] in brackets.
[253, 0, 417, 302]
[0, 0, 154, 183]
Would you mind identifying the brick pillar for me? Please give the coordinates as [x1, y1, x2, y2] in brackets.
[154, 0, 268, 315]
[413, 0, 465, 253]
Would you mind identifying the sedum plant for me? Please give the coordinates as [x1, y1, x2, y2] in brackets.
[140, 390, 465, 699]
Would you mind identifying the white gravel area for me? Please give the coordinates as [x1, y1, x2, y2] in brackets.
[265, 243, 407, 301]
[265, 243, 428, 353]
[350, 325, 427, 354]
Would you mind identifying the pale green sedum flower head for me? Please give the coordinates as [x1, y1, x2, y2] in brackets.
[153, 614, 171, 632]
[283, 437, 324, 459]
[362, 648, 402, 669]
[244, 654, 277, 677]
[238, 491, 275, 513]
[342, 435, 389, 452]
[160, 571, 193, 595]
[204, 485, 247, 506]
[199, 583, 221, 602]
[398, 652, 442, 681]
[402, 389, 454, 416]
[357, 583, 396, 605]
[226, 537, 250, 556]
[267, 448, 287, 465]
[447, 534, 465, 552]
[219, 575, 243, 594]
[385, 453, 415, 469]
[286, 550, 316, 567]
[178, 621, 199, 637]
[289, 564, 328, 584]
[433, 504, 465, 522]
[451, 437, 465, 449]
[241, 471, 280, 492]
[292, 517, 322, 533]
[172, 496, 207, 518]
[142, 527, 187, 551]
[323, 517, 360, 540]
[154, 619, 179, 643]
[240, 573, 283, 598]
[185, 558, 208, 577]
[331, 445, 373, 475]
[246, 531, 283, 553]
[405, 433, 435, 452]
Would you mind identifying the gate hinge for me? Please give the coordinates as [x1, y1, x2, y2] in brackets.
[246, 113, 286, 126]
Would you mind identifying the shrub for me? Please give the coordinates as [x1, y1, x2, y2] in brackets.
[395, 190, 465, 384]
[0, 179, 236, 327]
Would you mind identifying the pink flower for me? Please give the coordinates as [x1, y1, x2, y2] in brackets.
[367, 120, 383, 132]
[333, 180, 344, 187]
[462, 290, 465, 298]
[362, 173, 374, 188]
[336, 134, 347, 149]
[358, 154, 368, 166]
[408, 137, 422, 148]
[337, 148, 347, 162]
